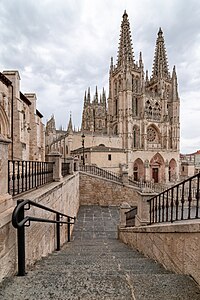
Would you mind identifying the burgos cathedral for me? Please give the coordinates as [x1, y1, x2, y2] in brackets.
[45, 11, 180, 183]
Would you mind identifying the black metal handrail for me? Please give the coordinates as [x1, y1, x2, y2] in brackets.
[80, 165, 122, 183]
[147, 172, 200, 224]
[12, 199, 76, 276]
[8, 160, 54, 196]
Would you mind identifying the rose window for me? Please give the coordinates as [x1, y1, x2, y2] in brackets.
[147, 128, 156, 142]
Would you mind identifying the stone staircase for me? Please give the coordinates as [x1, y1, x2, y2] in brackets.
[0, 205, 200, 300]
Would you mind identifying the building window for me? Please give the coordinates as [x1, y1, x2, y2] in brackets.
[108, 154, 111, 161]
[182, 166, 184, 172]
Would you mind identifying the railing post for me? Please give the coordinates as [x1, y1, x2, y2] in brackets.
[56, 213, 60, 251]
[119, 202, 131, 227]
[17, 200, 26, 276]
[66, 157, 74, 174]
[48, 151, 63, 181]
[67, 216, 70, 242]
[74, 157, 79, 171]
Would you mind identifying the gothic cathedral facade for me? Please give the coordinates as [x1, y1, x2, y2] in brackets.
[46, 11, 180, 183]
[81, 11, 180, 182]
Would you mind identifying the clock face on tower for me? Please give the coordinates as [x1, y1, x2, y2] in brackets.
[147, 127, 156, 142]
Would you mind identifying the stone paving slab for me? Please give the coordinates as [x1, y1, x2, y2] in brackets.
[128, 274, 200, 300]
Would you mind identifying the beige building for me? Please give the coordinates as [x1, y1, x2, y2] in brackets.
[46, 11, 180, 183]
[71, 144, 127, 173]
[0, 70, 45, 161]
[180, 150, 200, 179]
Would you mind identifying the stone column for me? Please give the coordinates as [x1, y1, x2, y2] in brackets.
[122, 170, 129, 185]
[48, 151, 63, 182]
[119, 202, 131, 227]
[0, 135, 16, 282]
[0, 135, 11, 196]
[0, 135, 13, 225]
[144, 159, 150, 182]
[135, 191, 157, 226]
[66, 157, 74, 174]
[74, 157, 79, 172]
[165, 160, 169, 183]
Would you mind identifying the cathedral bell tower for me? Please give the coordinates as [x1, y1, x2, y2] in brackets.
[107, 11, 144, 150]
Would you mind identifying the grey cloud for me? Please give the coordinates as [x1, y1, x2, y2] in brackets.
[0, 0, 200, 153]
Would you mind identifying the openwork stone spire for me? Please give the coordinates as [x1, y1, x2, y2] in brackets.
[152, 28, 169, 79]
[67, 112, 73, 132]
[117, 10, 134, 67]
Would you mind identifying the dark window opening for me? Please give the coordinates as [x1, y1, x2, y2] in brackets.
[108, 154, 111, 161]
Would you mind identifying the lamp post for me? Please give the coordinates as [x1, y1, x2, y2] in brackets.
[81, 133, 85, 166]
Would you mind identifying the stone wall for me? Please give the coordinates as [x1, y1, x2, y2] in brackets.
[118, 222, 200, 286]
[79, 172, 139, 206]
[0, 195, 16, 281]
[0, 173, 79, 282]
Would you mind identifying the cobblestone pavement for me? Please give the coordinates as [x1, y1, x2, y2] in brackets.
[0, 205, 200, 299]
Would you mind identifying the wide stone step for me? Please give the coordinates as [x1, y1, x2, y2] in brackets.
[0, 205, 199, 300]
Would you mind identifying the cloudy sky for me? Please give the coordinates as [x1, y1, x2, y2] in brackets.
[0, 0, 200, 153]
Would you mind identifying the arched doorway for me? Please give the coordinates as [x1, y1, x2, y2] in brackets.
[133, 158, 144, 181]
[150, 153, 165, 183]
[169, 159, 177, 182]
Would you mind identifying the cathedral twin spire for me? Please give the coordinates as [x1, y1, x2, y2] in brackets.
[152, 27, 170, 80]
[117, 10, 134, 67]
[116, 11, 171, 83]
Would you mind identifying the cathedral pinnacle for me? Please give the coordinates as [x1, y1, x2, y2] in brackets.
[117, 11, 134, 68]
[94, 86, 98, 103]
[87, 87, 91, 103]
[152, 27, 169, 80]
[172, 65, 179, 100]
[67, 112, 73, 133]
[84, 90, 87, 107]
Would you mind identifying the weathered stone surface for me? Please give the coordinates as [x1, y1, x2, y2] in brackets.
[119, 221, 200, 286]
[79, 172, 138, 206]
[0, 206, 199, 300]
[0, 173, 79, 282]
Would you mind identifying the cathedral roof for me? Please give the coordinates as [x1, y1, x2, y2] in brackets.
[71, 145, 126, 154]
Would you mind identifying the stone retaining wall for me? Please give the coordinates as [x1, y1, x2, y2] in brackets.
[79, 172, 139, 206]
[0, 173, 79, 282]
[118, 222, 200, 286]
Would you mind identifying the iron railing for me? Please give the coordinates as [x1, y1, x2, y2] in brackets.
[8, 160, 54, 196]
[80, 165, 122, 183]
[148, 172, 200, 224]
[12, 199, 76, 276]
[125, 206, 137, 227]
[62, 162, 70, 177]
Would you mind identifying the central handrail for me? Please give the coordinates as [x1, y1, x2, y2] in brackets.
[12, 199, 75, 228]
[12, 199, 76, 276]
